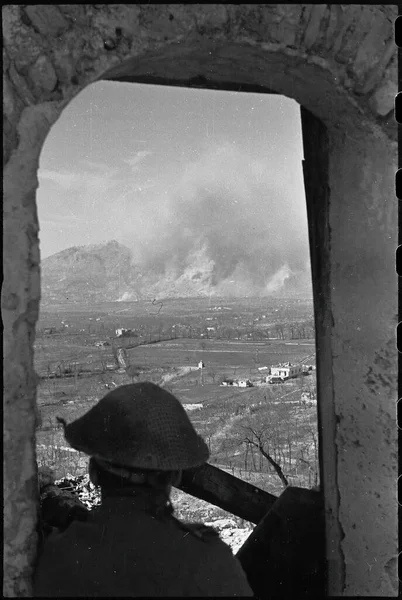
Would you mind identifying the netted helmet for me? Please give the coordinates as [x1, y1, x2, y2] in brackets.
[60, 382, 209, 471]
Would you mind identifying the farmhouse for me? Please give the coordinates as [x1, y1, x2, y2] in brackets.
[221, 379, 234, 387]
[238, 379, 253, 388]
[221, 378, 253, 388]
[115, 328, 135, 337]
[270, 363, 303, 380]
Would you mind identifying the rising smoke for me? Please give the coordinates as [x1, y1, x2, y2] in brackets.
[124, 143, 311, 296]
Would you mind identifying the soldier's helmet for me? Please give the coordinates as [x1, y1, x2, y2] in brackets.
[59, 382, 209, 471]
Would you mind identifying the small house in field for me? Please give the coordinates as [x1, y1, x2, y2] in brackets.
[238, 379, 253, 388]
[221, 379, 234, 386]
[270, 362, 303, 380]
[116, 328, 128, 337]
[115, 328, 136, 337]
[198, 360, 205, 369]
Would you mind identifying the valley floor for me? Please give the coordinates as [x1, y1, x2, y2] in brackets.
[35, 299, 318, 538]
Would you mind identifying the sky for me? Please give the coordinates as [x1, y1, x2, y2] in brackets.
[37, 81, 311, 296]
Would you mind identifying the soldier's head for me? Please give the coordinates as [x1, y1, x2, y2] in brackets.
[58, 382, 209, 497]
[87, 457, 182, 496]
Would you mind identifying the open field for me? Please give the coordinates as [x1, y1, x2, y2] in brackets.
[35, 297, 318, 500]
[128, 338, 315, 381]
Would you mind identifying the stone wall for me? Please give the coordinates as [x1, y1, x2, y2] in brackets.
[2, 4, 397, 596]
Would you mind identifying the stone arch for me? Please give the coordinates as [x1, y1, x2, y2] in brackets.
[3, 5, 397, 596]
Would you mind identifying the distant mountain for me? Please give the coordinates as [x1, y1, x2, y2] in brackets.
[40, 241, 312, 305]
[40, 241, 213, 305]
[41, 241, 139, 305]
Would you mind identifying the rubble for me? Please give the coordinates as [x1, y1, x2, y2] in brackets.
[204, 518, 253, 553]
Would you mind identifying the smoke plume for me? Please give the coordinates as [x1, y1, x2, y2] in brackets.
[123, 143, 311, 296]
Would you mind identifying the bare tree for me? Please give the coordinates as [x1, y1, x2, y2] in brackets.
[209, 369, 217, 384]
[99, 356, 108, 374]
[296, 323, 306, 339]
[242, 426, 289, 488]
[289, 324, 297, 339]
[218, 372, 229, 385]
[73, 362, 80, 390]
[275, 324, 285, 340]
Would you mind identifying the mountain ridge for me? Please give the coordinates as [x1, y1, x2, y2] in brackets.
[41, 241, 312, 305]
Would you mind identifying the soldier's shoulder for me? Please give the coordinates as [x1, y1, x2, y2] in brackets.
[172, 518, 221, 542]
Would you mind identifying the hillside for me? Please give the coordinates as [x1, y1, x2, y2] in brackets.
[40, 240, 312, 305]
[41, 241, 138, 305]
[40, 240, 215, 305]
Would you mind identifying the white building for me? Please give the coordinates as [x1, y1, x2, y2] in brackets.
[221, 379, 234, 386]
[116, 328, 131, 337]
[270, 362, 303, 380]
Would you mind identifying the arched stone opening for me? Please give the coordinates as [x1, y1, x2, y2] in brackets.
[3, 5, 397, 596]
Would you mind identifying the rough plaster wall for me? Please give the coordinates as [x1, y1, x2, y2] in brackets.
[2, 4, 397, 596]
[328, 130, 398, 596]
[3, 101, 62, 596]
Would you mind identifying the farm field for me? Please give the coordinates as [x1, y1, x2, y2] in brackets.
[35, 296, 318, 504]
[128, 338, 315, 377]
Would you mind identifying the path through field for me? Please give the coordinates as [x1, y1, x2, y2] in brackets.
[160, 366, 200, 385]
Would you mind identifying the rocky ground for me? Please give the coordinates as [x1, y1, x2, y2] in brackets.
[50, 472, 253, 554]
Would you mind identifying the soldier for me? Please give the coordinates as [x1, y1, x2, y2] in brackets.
[33, 382, 253, 597]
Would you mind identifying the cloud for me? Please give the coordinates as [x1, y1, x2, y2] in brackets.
[38, 168, 81, 190]
[83, 159, 115, 172]
[39, 162, 119, 192]
[38, 163, 122, 221]
[40, 215, 81, 228]
[123, 151, 152, 171]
